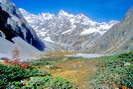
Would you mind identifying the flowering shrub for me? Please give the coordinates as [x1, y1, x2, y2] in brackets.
[19, 63, 29, 69]
[0, 64, 49, 88]
[2, 60, 29, 69]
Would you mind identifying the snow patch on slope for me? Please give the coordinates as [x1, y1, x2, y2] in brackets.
[43, 37, 55, 43]
[0, 37, 41, 62]
[80, 21, 117, 35]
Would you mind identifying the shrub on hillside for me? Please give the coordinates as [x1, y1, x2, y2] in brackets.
[27, 76, 76, 89]
[91, 53, 133, 89]
[0, 64, 49, 88]
[31, 58, 57, 66]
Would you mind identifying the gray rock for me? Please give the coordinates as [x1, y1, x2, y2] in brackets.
[20, 9, 118, 52]
[0, 0, 45, 51]
[88, 7, 133, 54]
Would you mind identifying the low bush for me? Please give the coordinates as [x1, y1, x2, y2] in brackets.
[27, 76, 76, 89]
[0, 64, 49, 88]
[31, 58, 57, 66]
[91, 53, 133, 89]
[0, 62, 75, 89]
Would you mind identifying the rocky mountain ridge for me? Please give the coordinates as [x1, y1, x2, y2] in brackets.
[0, 0, 45, 60]
[20, 8, 118, 52]
[88, 7, 133, 53]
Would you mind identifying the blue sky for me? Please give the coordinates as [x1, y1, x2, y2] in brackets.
[13, 0, 133, 22]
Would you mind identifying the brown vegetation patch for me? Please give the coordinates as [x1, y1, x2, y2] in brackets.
[40, 58, 98, 89]
[47, 52, 77, 56]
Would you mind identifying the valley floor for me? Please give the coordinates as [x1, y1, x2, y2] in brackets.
[1, 52, 132, 89]
[38, 53, 99, 89]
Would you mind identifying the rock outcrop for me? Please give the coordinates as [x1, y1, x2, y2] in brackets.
[0, 0, 45, 51]
[0, 0, 45, 61]
[88, 7, 133, 53]
[20, 9, 118, 52]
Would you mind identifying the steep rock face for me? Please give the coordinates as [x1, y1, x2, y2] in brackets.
[89, 7, 133, 53]
[0, 0, 45, 51]
[20, 9, 118, 52]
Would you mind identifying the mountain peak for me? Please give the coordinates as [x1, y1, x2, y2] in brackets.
[58, 10, 74, 17]
[20, 8, 119, 51]
[40, 13, 54, 20]
[19, 8, 27, 13]
[19, 8, 32, 16]
[58, 10, 67, 15]
[77, 13, 86, 17]
[125, 7, 133, 18]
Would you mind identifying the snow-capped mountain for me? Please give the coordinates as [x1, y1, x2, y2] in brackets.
[20, 8, 119, 52]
